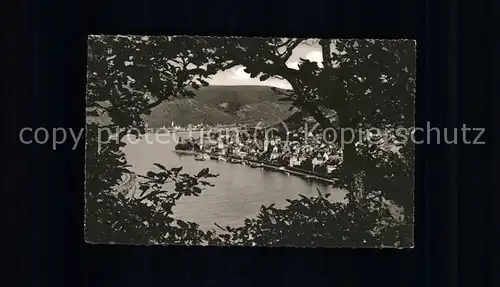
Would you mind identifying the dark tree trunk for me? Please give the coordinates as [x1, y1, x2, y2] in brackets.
[340, 141, 360, 187]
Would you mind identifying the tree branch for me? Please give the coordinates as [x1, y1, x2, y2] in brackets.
[319, 39, 332, 69]
[144, 97, 167, 111]
[220, 60, 241, 71]
[270, 87, 296, 98]
[281, 39, 302, 63]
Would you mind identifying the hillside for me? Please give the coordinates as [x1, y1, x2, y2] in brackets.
[142, 85, 298, 127]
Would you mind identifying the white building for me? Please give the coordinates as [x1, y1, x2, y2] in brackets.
[270, 152, 279, 160]
[330, 154, 342, 162]
[289, 156, 300, 167]
[263, 140, 269, 152]
[323, 152, 329, 161]
[312, 158, 324, 166]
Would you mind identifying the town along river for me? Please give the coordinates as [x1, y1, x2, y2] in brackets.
[122, 132, 347, 231]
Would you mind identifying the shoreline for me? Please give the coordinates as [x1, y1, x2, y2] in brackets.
[114, 173, 137, 196]
[172, 150, 339, 184]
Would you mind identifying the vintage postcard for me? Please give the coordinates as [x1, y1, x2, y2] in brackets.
[85, 36, 415, 247]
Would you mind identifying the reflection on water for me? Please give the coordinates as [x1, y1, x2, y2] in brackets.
[122, 132, 347, 230]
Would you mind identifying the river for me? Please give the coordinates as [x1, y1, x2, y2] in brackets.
[121, 132, 347, 231]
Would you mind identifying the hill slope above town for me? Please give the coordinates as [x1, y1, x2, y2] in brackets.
[142, 85, 297, 127]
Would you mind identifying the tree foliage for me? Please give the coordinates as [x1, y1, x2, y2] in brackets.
[86, 165, 219, 245]
[211, 189, 409, 248]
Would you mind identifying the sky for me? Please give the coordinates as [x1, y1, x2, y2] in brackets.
[206, 39, 324, 90]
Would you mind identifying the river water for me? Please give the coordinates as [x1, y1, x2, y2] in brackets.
[122, 132, 347, 231]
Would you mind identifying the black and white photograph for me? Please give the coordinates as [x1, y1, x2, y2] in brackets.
[85, 36, 415, 248]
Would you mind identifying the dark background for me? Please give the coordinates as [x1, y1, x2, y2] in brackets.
[4, 0, 497, 286]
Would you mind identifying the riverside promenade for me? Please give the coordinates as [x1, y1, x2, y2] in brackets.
[173, 150, 339, 184]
